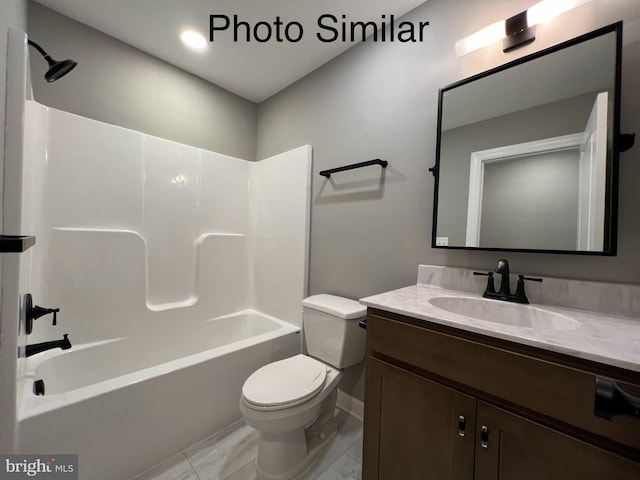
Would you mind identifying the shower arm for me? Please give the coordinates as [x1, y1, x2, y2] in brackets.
[27, 39, 53, 63]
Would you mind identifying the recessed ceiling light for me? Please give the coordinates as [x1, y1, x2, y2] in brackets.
[180, 29, 207, 50]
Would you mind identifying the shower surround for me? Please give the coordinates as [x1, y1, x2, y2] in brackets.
[16, 97, 311, 479]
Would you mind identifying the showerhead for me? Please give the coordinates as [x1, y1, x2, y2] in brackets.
[27, 39, 78, 82]
[44, 58, 78, 83]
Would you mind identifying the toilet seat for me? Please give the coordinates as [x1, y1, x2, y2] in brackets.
[242, 354, 327, 410]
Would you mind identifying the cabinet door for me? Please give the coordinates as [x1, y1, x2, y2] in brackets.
[362, 358, 476, 480]
[475, 401, 640, 480]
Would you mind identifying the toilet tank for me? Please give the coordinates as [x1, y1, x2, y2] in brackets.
[302, 294, 367, 369]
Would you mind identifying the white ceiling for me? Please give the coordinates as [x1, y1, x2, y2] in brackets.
[33, 0, 429, 103]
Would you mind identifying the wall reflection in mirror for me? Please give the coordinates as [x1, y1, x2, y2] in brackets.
[433, 23, 622, 254]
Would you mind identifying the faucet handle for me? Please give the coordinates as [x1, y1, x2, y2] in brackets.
[514, 275, 543, 303]
[519, 275, 543, 283]
[33, 306, 60, 325]
[24, 293, 61, 334]
[474, 271, 496, 295]
[51, 309, 59, 326]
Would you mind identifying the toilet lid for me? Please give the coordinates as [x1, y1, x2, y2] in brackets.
[242, 354, 327, 408]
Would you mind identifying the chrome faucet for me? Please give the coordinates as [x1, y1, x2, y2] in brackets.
[25, 334, 72, 357]
[474, 259, 542, 304]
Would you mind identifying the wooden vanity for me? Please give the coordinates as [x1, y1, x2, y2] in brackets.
[361, 307, 640, 479]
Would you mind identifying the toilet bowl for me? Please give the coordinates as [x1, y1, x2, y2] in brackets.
[239, 295, 366, 480]
[240, 354, 342, 480]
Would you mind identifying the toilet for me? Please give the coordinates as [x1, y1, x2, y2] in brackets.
[239, 294, 367, 480]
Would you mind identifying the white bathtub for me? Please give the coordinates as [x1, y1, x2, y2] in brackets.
[18, 311, 301, 480]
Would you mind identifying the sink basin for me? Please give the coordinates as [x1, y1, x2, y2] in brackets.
[428, 296, 580, 330]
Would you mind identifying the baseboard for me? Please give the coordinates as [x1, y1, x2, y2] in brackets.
[336, 389, 364, 422]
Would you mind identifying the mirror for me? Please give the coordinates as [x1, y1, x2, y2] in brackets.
[433, 23, 622, 255]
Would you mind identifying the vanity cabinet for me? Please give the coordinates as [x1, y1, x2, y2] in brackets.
[365, 357, 476, 479]
[362, 309, 640, 480]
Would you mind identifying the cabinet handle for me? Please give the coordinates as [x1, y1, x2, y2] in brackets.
[594, 377, 640, 420]
[480, 425, 489, 448]
[458, 415, 466, 437]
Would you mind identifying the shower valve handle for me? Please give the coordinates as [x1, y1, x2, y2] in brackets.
[32, 306, 59, 324]
[24, 293, 61, 334]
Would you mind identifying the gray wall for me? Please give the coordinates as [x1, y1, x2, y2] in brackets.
[438, 93, 595, 246]
[257, 0, 640, 399]
[1, 0, 28, 453]
[258, 0, 640, 292]
[480, 150, 579, 250]
[27, 2, 257, 160]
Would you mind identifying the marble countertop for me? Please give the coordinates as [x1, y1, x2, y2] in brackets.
[360, 283, 640, 373]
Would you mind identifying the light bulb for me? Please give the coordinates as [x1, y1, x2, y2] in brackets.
[527, 0, 578, 27]
[180, 30, 207, 50]
[455, 20, 505, 57]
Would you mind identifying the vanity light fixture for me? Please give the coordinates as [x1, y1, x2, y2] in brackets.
[455, 0, 595, 57]
[180, 29, 207, 50]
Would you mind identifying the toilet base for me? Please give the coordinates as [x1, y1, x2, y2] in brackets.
[255, 414, 338, 480]
[254, 389, 339, 480]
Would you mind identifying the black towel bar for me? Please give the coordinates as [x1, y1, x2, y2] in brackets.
[319, 159, 388, 178]
[0, 235, 36, 253]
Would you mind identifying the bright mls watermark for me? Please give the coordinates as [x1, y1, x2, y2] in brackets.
[208, 14, 430, 43]
[0, 455, 77, 479]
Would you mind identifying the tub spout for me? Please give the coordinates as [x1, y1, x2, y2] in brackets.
[25, 334, 72, 357]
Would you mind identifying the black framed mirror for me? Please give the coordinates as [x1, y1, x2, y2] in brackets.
[432, 22, 623, 255]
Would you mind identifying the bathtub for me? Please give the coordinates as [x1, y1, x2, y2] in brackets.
[18, 311, 301, 480]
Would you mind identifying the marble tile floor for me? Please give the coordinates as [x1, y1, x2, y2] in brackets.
[131, 410, 363, 480]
